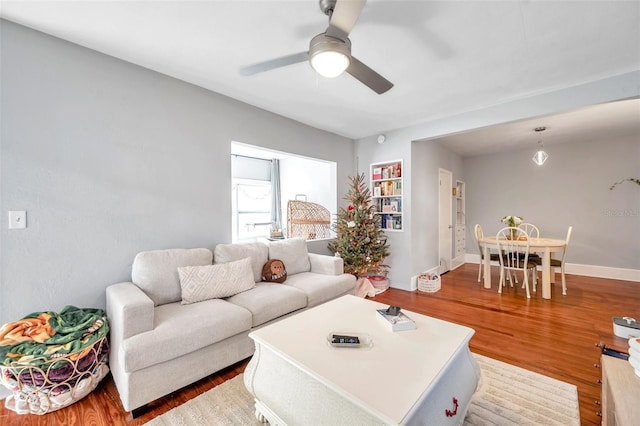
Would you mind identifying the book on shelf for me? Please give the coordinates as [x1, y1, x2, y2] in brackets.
[380, 214, 402, 229]
[379, 198, 401, 213]
[372, 167, 382, 180]
[376, 309, 416, 332]
[382, 201, 398, 213]
[378, 181, 398, 196]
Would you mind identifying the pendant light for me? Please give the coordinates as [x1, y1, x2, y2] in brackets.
[532, 126, 548, 166]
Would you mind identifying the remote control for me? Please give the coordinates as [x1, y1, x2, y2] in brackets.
[331, 334, 360, 345]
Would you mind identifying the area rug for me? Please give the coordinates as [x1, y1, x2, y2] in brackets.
[145, 354, 580, 426]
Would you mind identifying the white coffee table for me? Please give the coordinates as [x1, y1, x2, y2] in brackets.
[244, 295, 479, 425]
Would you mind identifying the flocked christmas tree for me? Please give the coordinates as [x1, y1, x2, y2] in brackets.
[328, 173, 390, 277]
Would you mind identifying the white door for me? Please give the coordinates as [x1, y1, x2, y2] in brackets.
[438, 169, 453, 274]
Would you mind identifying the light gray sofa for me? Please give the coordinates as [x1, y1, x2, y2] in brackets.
[105, 237, 355, 413]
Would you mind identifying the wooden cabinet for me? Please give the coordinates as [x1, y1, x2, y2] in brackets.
[370, 160, 403, 231]
[601, 354, 640, 425]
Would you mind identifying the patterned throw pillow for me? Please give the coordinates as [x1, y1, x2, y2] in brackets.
[261, 259, 287, 283]
[178, 257, 255, 304]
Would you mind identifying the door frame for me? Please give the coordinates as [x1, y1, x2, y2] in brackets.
[438, 168, 453, 274]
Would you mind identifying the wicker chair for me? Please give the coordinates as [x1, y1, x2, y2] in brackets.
[287, 196, 331, 240]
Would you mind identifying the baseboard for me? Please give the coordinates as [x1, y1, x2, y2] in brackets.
[565, 264, 640, 282]
[451, 255, 465, 270]
[409, 275, 418, 292]
[391, 256, 639, 293]
[465, 254, 640, 282]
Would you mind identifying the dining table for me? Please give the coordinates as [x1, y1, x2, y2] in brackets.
[478, 236, 567, 299]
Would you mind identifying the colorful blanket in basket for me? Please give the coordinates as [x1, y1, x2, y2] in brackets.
[0, 305, 108, 369]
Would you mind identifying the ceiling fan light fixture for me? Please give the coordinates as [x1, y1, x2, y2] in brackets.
[311, 51, 350, 77]
[239, 2, 392, 94]
[309, 33, 351, 78]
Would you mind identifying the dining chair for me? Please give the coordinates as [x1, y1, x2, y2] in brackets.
[496, 227, 538, 299]
[519, 223, 541, 263]
[519, 223, 540, 238]
[531, 226, 572, 295]
[474, 224, 502, 283]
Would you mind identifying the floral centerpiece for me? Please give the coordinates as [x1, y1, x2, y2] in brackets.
[501, 215, 523, 239]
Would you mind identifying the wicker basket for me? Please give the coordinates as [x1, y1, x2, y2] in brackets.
[287, 195, 331, 240]
[0, 336, 109, 415]
[417, 268, 441, 293]
[367, 275, 390, 294]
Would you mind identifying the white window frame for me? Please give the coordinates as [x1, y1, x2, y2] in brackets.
[232, 178, 272, 242]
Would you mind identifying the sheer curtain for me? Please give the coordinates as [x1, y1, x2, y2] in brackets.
[271, 159, 282, 232]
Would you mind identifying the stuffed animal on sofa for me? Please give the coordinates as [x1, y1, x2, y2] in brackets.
[261, 259, 287, 283]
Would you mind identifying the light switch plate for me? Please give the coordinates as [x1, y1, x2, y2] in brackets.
[8, 211, 26, 229]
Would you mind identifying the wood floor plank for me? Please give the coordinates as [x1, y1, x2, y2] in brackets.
[1, 263, 637, 425]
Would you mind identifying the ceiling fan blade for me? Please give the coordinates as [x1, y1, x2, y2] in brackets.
[239, 52, 309, 76]
[326, 0, 366, 40]
[346, 56, 393, 94]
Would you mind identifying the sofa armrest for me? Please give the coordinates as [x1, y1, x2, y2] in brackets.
[106, 282, 154, 341]
[308, 253, 344, 276]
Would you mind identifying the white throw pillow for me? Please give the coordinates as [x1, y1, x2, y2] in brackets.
[268, 237, 310, 275]
[178, 257, 255, 304]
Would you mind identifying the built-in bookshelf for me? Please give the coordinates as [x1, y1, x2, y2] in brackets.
[370, 160, 403, 231]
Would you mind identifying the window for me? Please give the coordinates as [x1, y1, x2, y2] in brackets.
[232, 154, 273, 242]
[231, 141, 337, 243]
[232, 179, 272, 242]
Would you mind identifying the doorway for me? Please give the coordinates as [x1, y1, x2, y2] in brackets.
[438, 168, 453, 274]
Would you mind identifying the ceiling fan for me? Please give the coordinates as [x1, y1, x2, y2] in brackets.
[239, 0, 393, 94]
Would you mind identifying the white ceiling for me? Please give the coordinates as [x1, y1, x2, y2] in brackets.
[430, 97, 640, 157]
[2, 0, 639, 155]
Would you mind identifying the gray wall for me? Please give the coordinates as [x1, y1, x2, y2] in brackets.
[356, 140, 412, 289]
[2, 18, 638, 326]
[0, 20, 354, 326]
[411, 140, 464, 275]
[464, 133, 640, 269]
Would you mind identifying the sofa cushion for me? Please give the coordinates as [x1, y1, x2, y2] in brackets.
[132, 248, 213, 306]
[268, 238, 310, 275]
[225, 282, 307, 327]
[284, 272, 356, 308]
[178, 257, 255, 304]
[122, 299, 252, 373]
[214, 242, 268, 283]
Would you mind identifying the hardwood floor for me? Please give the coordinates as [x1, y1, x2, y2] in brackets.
[1, 263, 638, 425]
